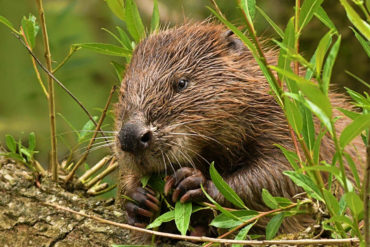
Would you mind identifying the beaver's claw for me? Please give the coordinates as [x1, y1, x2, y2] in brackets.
[164, 167, 208, 203]
[124, 186, 160, 227]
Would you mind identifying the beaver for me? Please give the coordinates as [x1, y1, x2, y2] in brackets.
[114, 23, 364, 234]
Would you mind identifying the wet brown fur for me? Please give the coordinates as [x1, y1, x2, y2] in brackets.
[115, 23, 364, 234]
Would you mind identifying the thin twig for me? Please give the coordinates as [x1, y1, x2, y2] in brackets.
[36, 0, 58, 181]
[13, 33, 110, 143]
[43, 202, 360, 246]
[209, 0, 226, 19]
[52, 46, 78, 74]
[85, 161, 118, 188]
[64, 86, 116, 183]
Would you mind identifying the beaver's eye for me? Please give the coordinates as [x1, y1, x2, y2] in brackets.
[175, 78, 189, 92]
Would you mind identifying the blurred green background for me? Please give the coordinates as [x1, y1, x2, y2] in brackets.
[0, 0, 368, 166]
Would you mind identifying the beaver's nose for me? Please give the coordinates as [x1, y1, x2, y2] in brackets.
[118, 123, 153, 154]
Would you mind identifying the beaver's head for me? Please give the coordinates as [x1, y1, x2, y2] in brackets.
[115, 23, 272, 174]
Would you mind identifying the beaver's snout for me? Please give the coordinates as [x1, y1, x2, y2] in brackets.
[118, 123, 153, 154]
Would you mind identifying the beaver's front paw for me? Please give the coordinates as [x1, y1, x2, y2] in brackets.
[124, 187, 160, 227]
[164, 167, 209, 203]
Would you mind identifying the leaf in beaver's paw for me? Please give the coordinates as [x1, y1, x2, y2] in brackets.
[174, 201, 192, 236]
[147, 210, 175, 229]
[210, 162, 247, 209]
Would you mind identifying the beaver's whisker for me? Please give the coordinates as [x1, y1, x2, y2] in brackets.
[164, 152, 176, 175]
[167, 119, 212, 130]
[87, 143, 115, 153]
[168, 131, 227, 150]
[74, 140, 116, 153]
[167, 140, 208, 168]
[160, 151, 168, 178]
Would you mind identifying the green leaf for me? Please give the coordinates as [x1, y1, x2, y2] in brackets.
[315, 30, 333, 81]
[124, 0, 145, 43]
[350, 27, 370, 57]
[111, 61, 125, 82]
[147, 210, 174, 229]
[322, 35, 341, 95]
[21, 14, 39, 49]
[210, 210, 258, 228]
[340, 0, 370, 40]
[262, 189, 278, 209]
[174, 201, 192, 235]
[271, 66, 332, 118]
[266, 213, 284, 240]
[150, 0, 160, 33]
[345, 87, 370, 106]
[274, 197, 293, 207]
[337, 107, 361, 120]
[301, 105, 316, 151]
[299, 0, 324, 33]
[274, 144, 300, 171]
[79, 116, 99, 142]
[314, 7, 336, 30]
[116, 26, 133, 50]
[345, 71, 370, 90]
[256, 6, 283, 39]
[313, 129, 326, 164]
[102, 28, 126, 48]
[210, 162, 247, 209]
[240, 0, 256, 25]
[284, 171, 324, 202]
[232, 221, 256, 247]
[28, 132, 36, 152]
[73, 43, 131, 57]
[5, 135, 17, 153]
[0, 15, 19, 34]
[105, 0, 125, 21]
[343, 153, 361, 188]
[340, 114, 370, 148]
[140, 175, 150, 188]
[148, 174, 165, 193]
[305, 50, 317, 80]
[284, 96, 303, 134]
[278, 18, 295, 91]
[4, 152, 25, 163]
[322, 189, 340, 216]
[342, 192, 364, 218]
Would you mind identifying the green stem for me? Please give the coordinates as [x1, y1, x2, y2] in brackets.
[52, 46, 78, 74]
[364, 129, 370, 246]
[36, 0, 58, 181]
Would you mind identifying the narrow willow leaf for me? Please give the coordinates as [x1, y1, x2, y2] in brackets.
[284, 96, 303, 134]
[345, 71, 370, 90]
[274, 144, 299, 171]
[79, 116, 99, 142]
[5, 135, 17, 153]
[232, 221, 257, 247]
[210, 163, 247, 209]
[278, 18, 295, 91]
[302, 165, 341, 178]
[339, 0, 370, 40]
[116, 26, 133, 50]
[105, 0, 125, 21]
[262, 189, 278, 209]
[322, 189, 340, 216]
[301, 105, 315, 151]
[271, 66, 332, 118]
[111, 61, 125, 82]
[150, 0, 160, 33]
[256, 6, 283, 39]
[201, 184, 242, 221]
[322, 35, 341, 95]
[343, 153, 361, 188]
[147, 210, 174, 229]
[315, 31, 333, 81]
[125, 0, 145, 42]
[313, 129, 326, 164]
[350, 27, 370, 57]
[102, 28, 125, 48]
[343, 192, 364, 218]
[305, 50, 317, 80]
[274, 197, 292, 207]
[0, 15, 19, 34]
[299, 0, 324, 33]
[284, 171, 324, 202]
[140, 175, 150, 188]
[240, 0, 256, 25]
[337, 107, 361, 120]
[210, 210, 258, 228]
[28, 132, 36, 152]
[314, 7, 336, 30]
[266, 213, 284, 240]
[345, 87, 370, 106]
[21, 14, 39, 49]
[340, 114, 370, 148]
[73, 43, 131, 57]
[174, 201, 192, 235]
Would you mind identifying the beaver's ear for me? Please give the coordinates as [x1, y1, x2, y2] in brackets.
[222, 30, 245, 52]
